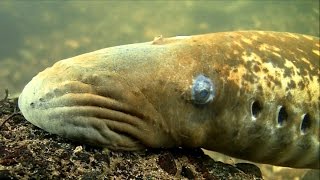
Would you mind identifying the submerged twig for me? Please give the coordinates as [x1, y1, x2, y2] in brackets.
[0, 90, 22, 128]
[0, 112, 20, 128]
[1, 89, 9, 101]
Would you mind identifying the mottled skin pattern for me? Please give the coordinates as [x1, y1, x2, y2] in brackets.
[18, 31, 319, 169]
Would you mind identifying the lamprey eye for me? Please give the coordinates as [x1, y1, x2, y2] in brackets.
[191, 74, 215, 105]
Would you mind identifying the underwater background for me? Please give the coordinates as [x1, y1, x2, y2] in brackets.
[0, 1, 319, 179]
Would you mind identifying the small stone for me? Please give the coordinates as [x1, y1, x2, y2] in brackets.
[181, 165, 195, 179]
[73, 146, 83, 154]
[236, 163, 262, 178]
[157, 153, 177, 175]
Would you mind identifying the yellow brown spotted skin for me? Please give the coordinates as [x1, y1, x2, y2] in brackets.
[18, 31, 319, 169]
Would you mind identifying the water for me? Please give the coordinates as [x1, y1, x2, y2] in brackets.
[0, 1, 319, 179]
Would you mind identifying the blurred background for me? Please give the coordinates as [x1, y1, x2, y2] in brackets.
[0, 1, 319, 179]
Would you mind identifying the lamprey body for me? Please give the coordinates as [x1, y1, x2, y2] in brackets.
[19, 31, 320, 169]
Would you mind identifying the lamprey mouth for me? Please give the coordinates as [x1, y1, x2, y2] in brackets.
[19, 72, 172, 150]
[41, 93, 147, 128]
[40, 93, 149, 150]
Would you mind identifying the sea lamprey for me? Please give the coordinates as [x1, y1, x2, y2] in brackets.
[18, 31, 320, 169]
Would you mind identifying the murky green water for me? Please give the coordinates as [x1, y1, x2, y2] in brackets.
[0, 1, 319, 179]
